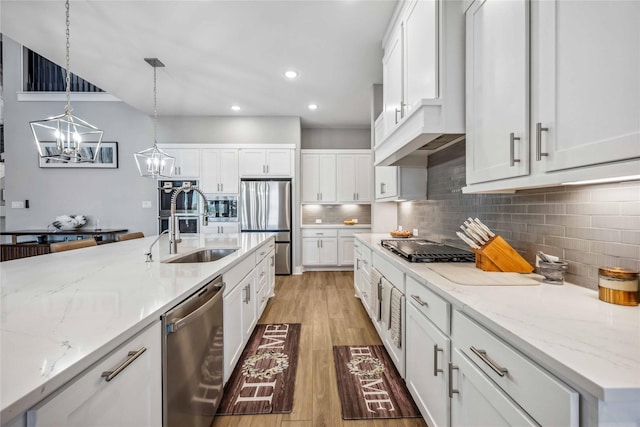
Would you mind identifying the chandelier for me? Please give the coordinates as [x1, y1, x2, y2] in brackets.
[30, 0, 104, 163]
[134, 58, 175, 178]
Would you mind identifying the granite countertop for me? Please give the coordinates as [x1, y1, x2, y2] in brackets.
[0, 232, 274, 423]
[356, 233, 640, 403]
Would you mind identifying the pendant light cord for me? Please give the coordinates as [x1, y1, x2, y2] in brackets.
[64, 0, 72, 115]
[153, 65, 158, 147]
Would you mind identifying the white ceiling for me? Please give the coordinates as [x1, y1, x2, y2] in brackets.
[1, 0, 397, 128]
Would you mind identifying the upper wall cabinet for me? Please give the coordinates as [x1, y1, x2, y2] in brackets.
[239, 148, 294, 177]
[375, 0, 465, 166]
[301, 153, 337, 203]
[465, 0, 530, 184]
[375, 165, 427, 202]
[336, 154, 372, 203]
[162, 148, 200, 178]
[464, 0, 640, 192]
[200, 149, 239, 194]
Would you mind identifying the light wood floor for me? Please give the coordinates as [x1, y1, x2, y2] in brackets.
[212, 271, 428, 427]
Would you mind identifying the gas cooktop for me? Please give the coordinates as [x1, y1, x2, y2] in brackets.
[381, 239, 475, 263]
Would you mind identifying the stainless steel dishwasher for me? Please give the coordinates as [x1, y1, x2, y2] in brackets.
[162, 275, 224, 427]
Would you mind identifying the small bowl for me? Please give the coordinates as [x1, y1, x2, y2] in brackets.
[538, 260, 568, 285]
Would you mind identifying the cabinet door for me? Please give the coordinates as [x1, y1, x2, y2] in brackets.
[302, 238, 321, 265]
[406, 303, 450, 427]
[404, 0, 438, 112]
[338, 236, 355, 266]
[354, 154, 372, 202]
[534, 0, 640, 173]
[239, 149, 266, 176]
[241, 271, 257, 341]
[223, 281, 245, 383]
[450, 348, 537, 426]
[337, 155, 357, 202]
[164, 148, 200, 177]
[220, 223, 239, 234]
[27, 322, 161, 427]
[218, 149, 239, 193]
[301, 154, 321, 202]
[466, 0, 529, 184]
[319, 238, 338, 265]
[383, 26, 404, 134]
[375, 166, 398, 199]
[265, 149, 292, 176]
[200, 149, 220, 193]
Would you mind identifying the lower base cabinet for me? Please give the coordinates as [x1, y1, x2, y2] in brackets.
[26, 321, 162, 427]
[406, 303, 450, 427]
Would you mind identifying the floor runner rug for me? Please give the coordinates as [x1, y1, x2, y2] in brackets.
[333, 345, 421, 420]
[217, 323, 301, 415]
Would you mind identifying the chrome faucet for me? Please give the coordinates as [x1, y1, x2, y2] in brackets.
[169, 182, 209, 254]
[145, 229, 169, 262]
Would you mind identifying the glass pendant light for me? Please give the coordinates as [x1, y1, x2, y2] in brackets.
[30, 0, 104, 163]
[134, 58, 175, 178]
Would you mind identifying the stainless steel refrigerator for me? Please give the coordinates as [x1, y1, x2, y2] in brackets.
[240, 179, 292, 274]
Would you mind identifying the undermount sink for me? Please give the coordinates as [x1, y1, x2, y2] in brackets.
[163, 248, 237, 264]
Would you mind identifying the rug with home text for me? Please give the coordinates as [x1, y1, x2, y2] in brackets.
[217, 323, 301, 415]
[333, 345, 421, 420]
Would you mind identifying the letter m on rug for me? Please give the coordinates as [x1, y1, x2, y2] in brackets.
[258, 324, 289, 350]
[360, 378, 395, 413]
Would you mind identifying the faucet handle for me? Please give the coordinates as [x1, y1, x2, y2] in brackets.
[145, 252, 153, 262]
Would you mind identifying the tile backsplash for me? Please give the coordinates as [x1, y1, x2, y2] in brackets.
[397, 142, 640, 289]
[302, 204, 371, 225]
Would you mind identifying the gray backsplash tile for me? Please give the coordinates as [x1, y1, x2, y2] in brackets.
[302, 204, 371, 225]
[397, 142, 640, 290]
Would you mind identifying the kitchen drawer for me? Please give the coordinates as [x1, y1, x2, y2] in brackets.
[338, 228, 370, 237]
[223, 255, 255, 295]
[301, 228, 338, 238]
[372, 252, 404, 292]
[453, 310, 579, 426]
[406, 274, 450, 335]
[255, 242, 274, 265]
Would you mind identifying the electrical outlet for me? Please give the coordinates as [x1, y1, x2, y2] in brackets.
[11, 201, 25, 209]
[142, 201, 153, 209]
[315, 219, 322, 223]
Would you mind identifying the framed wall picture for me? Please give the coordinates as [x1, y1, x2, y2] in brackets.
[38, 141, 118, 168]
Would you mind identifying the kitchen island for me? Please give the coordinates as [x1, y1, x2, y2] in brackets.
[355, 234, 640, 426]
[0, 232, 275, 426]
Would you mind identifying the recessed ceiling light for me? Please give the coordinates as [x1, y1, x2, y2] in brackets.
[284, 70, 298, 79]
[308, 104, 318, 110]
[231, 105, 241, 111]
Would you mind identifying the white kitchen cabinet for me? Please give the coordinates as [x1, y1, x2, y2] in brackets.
[353, 240, 373, 315]
[239, 148, 293, 177]
[240, 271, 257, 341]
[301, 153, 337, 203]
[200, 149, 239, 194]
[406, 303, 450, 427]
[27, 322, 161, 427]
[302, 228, 338, 266]
[450, 348, 538, 427]
[375, 165, 427, 201]
[465, 0, 530, 184]
[532, 0, 640, 173]
[202, 222, 239, 235]
[382, 26, 404, 133]
[222, 274, 245, 384]
[336, 153, 372, 203]
[162, 148, 200, 178]
[338, 236, 354, 266]
[464, 0, 640, 193]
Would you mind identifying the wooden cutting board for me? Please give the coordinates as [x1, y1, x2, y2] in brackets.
[426, 263, 540, 286]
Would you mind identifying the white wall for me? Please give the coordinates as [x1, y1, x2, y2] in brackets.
[301, 128, 370, 149]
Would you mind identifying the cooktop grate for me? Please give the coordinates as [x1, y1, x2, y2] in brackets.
[381, 239, 475, 263]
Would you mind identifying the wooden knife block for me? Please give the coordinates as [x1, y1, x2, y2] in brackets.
[472, 235, 534, 273]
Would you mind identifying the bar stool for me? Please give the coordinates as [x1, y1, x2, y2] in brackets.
[117, 232, 145, 241]
[50, 239, 98, 253]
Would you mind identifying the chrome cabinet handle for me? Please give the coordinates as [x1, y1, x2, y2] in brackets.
[220, 183, 223, 191]
[400, 102, 406, 119]
[448, 362, 459, 398]
[411, 294, 428, 307]
[510, 133, 521, 166]
[381, 182, 386, 194]
[101, 347, 147, 382]
[266, 165, 269, 174]
[394, 107, 401, 124]
[433, 345, 444, 376]
[470, 346, 508, 377]
[536, 122, 549, 161]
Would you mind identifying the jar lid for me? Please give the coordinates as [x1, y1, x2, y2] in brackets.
[598, 266, 639, 279]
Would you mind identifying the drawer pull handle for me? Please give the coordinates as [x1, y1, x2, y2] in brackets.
[433, 345, 444, 376]
[101, 347, 147, 382]
[411, 294, 428, 307]
[448, 362, 459, 398]
[470, 346, 509, 377]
